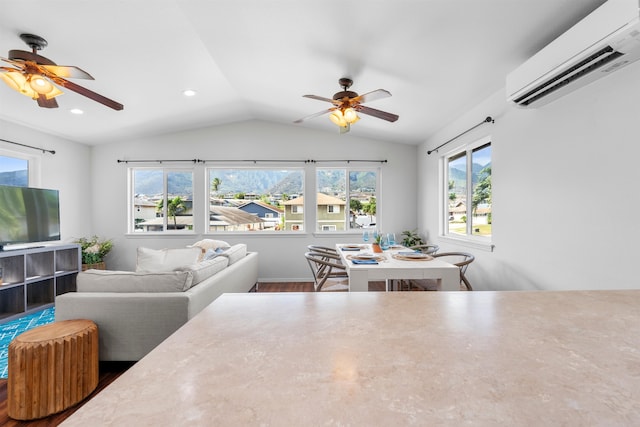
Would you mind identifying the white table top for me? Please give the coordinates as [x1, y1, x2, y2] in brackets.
[62, 291, 640, 426]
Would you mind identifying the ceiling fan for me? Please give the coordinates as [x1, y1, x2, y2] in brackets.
[294, 77, 398, 133]
[0, 33, 123, 110]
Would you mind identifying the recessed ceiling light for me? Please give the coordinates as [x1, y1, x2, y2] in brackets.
[183, 89, 196, 97]
[70, 108, 84, 115]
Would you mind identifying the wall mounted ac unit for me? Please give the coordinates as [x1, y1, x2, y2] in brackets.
[507, 0, 640, 108]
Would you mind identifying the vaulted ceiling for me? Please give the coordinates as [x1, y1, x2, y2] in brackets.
[0, 0, 607, 145]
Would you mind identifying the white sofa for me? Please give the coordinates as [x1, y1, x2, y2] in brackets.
[55, 243, 258, 361]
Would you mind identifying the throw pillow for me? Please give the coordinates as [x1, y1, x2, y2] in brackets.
[78, 269, 194, 292]
[202, 247, 225, 261]
[189, 239, 231, 261]
[189, 239, 230, 252]
[136, 247, 202, 273]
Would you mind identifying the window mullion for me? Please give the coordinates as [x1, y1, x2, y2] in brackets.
[465, 150, 472, 235]
[162, 172, 168, 231]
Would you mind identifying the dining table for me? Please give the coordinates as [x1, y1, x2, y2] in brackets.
[335, 243, 460, 291]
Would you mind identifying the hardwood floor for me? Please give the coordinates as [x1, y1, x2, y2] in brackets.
[0, 280, 399, 425]
[0, 361, 134, 427]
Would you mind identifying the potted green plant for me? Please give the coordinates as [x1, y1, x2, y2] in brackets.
[75, 236, 113, 270]
[371, 233, 383, 253]
[401, 229, 424, 247]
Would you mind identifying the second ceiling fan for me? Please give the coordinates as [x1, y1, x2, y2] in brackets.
[294, 78, 398, 133]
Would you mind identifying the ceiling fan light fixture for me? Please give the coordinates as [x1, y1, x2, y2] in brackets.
[0, 71, 34, 97]
[0, 71, 62, 100]
[343, 107, 359, 123]
[28, 75, 53, 94]
[329, 110, 347, 127]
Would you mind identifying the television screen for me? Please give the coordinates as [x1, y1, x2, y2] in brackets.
[0, 185, 60, 250]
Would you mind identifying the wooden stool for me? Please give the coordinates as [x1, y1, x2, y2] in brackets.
[7, 319, 99, 420]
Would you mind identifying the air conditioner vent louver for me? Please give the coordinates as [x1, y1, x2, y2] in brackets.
[514, 46, 624, 106]
[507, 0, 640, 108]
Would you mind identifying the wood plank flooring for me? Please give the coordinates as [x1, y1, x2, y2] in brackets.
[0, 280, 405, 425]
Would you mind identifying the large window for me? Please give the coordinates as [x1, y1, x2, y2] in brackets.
[126, 165, 381, 234]
[316, 168, 378, 232]
[444, 138, 491, 239]
[0, 154, 29, 186]
[130, 168, 194, 233]
[207, 168, 304, 232]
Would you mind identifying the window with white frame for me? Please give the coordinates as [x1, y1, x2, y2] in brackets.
[444, 138, 491, 239]
[316, 168, 378, 232]
[207, 167, 303, 232]
[130, 168, 194, 233]
[0, 154, 29, 186]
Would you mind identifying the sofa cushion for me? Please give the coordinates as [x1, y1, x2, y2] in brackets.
[78, 269, 194, 292]
[219, 243, 247, 265]
[136, 247, 202, 273]
[174, 256, 229, 287]
[188, 239, 231, 260]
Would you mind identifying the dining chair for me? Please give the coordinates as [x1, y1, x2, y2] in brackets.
[405, 252, 475, 291]
[307, 245, 340, 258]
[433, 252, 475, 291]
[304, 252, 349, 292]
[307, 245, 348, 275]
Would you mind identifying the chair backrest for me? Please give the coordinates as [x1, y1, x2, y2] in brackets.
[432, 252, 475, 291]
[304, 251, 347, 292]
[307, 245, 338, 255]
[410, 244, 440, 255]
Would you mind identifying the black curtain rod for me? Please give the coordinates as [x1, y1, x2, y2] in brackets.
[314, 160, 387, 164]
[427, 116, 494, 155]
[117, 159, 387, 164]
[0, 138, 56, 155]
[117, 159, 203, 164]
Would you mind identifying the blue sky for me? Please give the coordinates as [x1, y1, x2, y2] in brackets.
[0, 156, 28, 173]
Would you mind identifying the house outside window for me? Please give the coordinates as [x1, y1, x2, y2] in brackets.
[444, 137, 491, 240]
[316, 168, 378, 232]
[208, 168, 303, 232]
[129, 168, 194, 233]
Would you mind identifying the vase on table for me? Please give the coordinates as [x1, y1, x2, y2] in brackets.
[371, 243, 383, 253]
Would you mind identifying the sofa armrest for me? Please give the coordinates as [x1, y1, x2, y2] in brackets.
[55, 292, 190, 361]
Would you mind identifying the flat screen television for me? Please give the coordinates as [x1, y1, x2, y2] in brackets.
[0, 185, 61, 251]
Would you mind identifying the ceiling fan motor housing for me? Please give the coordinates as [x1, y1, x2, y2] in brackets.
[333, 90, 358, 101]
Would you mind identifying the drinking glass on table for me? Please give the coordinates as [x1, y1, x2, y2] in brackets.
[380, 235, 390, 250]
[363, 230, 370, 242]
[387, 233, 396, 246]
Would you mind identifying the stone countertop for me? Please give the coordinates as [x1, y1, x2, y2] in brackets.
[62, 290, 640, 426]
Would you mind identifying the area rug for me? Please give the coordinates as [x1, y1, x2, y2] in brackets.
[0, 307, 55, 379]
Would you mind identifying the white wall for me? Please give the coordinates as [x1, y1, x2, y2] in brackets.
[89, 120, 418, 280]
[419, 60, 640, 291]
[0, 119, 93, 244]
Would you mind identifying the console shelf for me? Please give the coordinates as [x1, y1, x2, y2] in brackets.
[0, 244, 81, 323]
